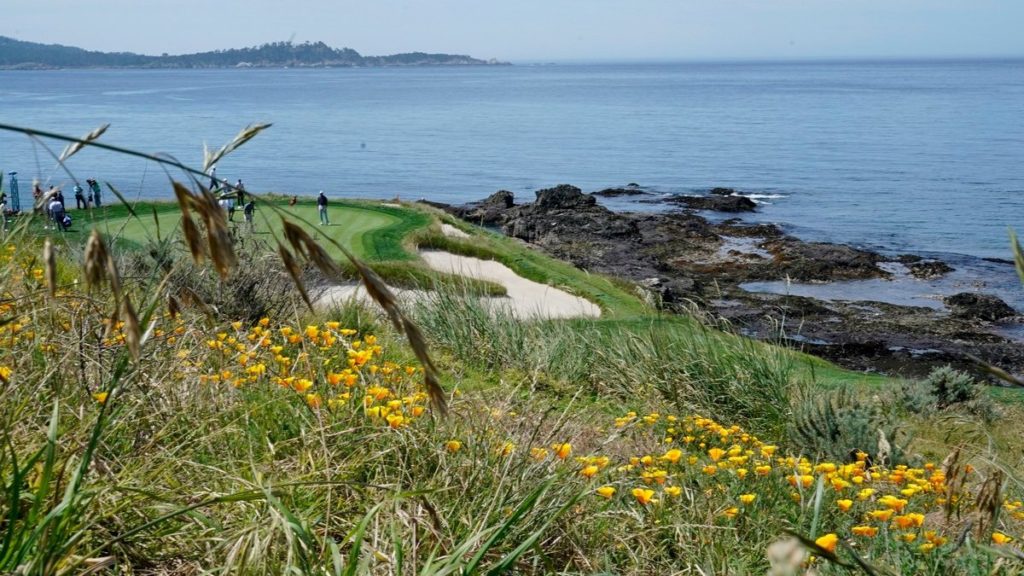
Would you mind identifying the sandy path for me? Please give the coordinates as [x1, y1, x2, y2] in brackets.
[315, 250, 600, 320]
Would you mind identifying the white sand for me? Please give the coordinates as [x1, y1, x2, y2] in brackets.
[315, 250, 600, 320]
[440, 223, 470, 238]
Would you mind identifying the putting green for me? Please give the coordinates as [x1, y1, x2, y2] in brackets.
[60, 198, 431, 262]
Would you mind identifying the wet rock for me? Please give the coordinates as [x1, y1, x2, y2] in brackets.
[908, 260, 954, 279]
[533, 184, 596, 210]
[944, 292, 1017, 321]
[762, 239, 887, 281]
[457, 190, 515, 226]
[669, 194, 756, 212]
[591, 185, 648, 197]
[710, 187, 737, 196]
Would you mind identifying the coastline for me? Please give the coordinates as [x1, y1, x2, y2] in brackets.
[428, 184, 1024, 379]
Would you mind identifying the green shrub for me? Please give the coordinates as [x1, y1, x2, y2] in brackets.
[790, 387, 911, 466]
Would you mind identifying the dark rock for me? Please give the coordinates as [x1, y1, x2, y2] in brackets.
[762, 239, 887, 281]
[710, 187, 737, 196]
[669, 195, 757, 213]
[456, 190, 516, 226]
[897, 254, 923, 264]
[908, 260, 954, 279]
[591, 186, 649, 197]
[944, 292, 1017, 321]
[534, 184, 596, 210]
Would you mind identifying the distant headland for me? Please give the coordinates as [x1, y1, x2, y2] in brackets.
[0, 36, 509, 69]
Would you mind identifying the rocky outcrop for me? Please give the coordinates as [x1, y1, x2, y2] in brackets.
[668, 194, 757, 213]
[908, 260, 955, 279]
[944, 292, 1017, 321]
[710, 187, 737, 196]
[763, 239, 887, 281]
[591, 184, 648, 197]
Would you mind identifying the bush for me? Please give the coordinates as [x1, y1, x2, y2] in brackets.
[900, 366, 998, 422]
[790, 387, 911, 466]
[926, 365, 981, 408]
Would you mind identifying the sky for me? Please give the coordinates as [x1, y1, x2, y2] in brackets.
[3, 0, 1023, 62]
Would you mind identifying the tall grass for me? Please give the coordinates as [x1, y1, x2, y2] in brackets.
[409, 284, 797, 438]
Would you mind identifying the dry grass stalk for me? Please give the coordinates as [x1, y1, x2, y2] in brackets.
[43, 238, 56, 297]
[122, 296, 141, 360]
[203, 123, 273, 172]
[276, 243, 312, 310]
[59, 123, 110, 162]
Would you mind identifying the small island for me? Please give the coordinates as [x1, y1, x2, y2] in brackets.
[0, 36, 509, 69]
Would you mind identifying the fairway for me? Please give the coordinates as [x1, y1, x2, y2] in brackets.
[59, 198, 430, 262]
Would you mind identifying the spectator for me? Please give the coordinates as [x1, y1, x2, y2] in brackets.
[317, 191, 329, 225]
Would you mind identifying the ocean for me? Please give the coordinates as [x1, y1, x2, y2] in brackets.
[1, 60, 1022, 263]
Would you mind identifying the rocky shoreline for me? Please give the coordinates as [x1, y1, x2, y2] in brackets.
[426, 184, 1024, 380]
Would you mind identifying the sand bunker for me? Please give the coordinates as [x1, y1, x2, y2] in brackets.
[315, 251, 600, 320]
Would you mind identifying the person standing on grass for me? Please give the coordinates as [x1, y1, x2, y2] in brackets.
[74, 184, 86, 209]
[235, 179, 245, 206]
[47, 197, 64, 230]
[243, 199, 255, 230]
[88, 179, 102, 207]
[317, 190, 330, 225]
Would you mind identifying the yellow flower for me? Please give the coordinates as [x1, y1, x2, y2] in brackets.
[305, 393, 322, 409]
[596, 486, 616, 499]
[857, 488, 876, 501]
[851, 525, 878, 537]
[868, 509, 895, 522]
[554, 443, 572, 460]
[386, 414, 405, 429]
[708, 448, 725, 462]
[445, 440, 462, 453]
[632, 488, 656, 505]
[918, 542, 935, 554]
[893, 513, 924, 530]
[702, 465, 718, 475]
[660, 449, 682, 464]
[900, 533, 917, 543]
[739, 494, 756, 505]
[722, 506, 740, 519]
[498, 442, 515, 457]
[836, 499, 854, 512]
[664, 486, 682, 497]
[878, 495, 908, 512]
[755, 465, 772, 477]
[92, 391, 108, 404]
[992, 532, 1013, 545]
[815, 533, 838, 554]
[581, 465, 599, 479]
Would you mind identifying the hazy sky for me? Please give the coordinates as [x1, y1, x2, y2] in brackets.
[3, 0, 1023, 61]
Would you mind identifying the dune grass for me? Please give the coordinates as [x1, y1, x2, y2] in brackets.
[4, 125, 1022, 574]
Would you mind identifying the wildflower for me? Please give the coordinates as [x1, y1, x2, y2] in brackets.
[0, 365, 12, 381]
[722, 506, 740, 519]
[836, 499, 854, 512]
[530, 447, 549, 460]
[305, 393, 322, 409]
[632, 488, 656, 505]
[498, 442, 515, 457]
[702, 465, 718, 475]
[878, 495, 908, 512]
[814, 533, 838, 554]
[708, 447, 725, 462]
[918, 543, 935, 553]
[900, 533, 917, 543]
[868, 509, 895, 522]
[92, 391, 108, 404]
[446, 440, 462, 453]
[893, 513, 924, 529]
[660, 449, 682, 464]
[581, 465, 599, 479]
[851, 525, 878, 537]
[386, 414, 405, 429]
[596, 486, 616, 499]
[992, 532, 1013, 545]
[755, 465, 772, 476]
[664, 486, 682, 497]
[857, 488, 876, 501]
[293, 379, 313, 393]
[739, 494, 757, 505]
[554, 443, 572, 460]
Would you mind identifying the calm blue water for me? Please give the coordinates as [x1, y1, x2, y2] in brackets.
[1, 61, 1022, 262]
